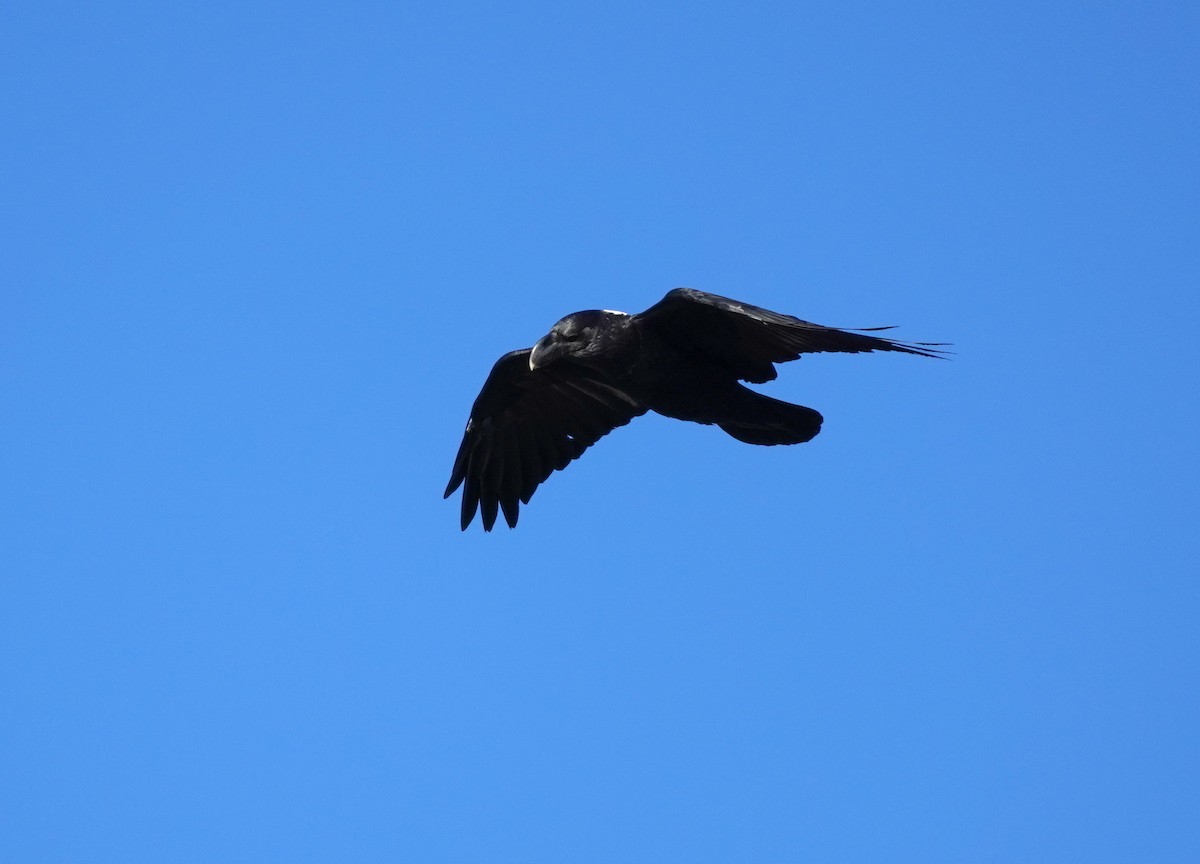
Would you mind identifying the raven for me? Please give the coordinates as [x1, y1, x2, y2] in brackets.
[445, 288, 945, 530]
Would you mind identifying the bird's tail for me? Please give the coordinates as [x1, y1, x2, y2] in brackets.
[717, 389, 823, 446]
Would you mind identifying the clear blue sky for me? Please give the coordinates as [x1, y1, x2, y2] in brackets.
[3, 1, 1198, 861]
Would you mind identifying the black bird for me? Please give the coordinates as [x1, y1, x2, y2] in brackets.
[445, 288, 945, 530]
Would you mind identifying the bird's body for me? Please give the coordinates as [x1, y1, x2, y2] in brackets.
[548, 310, 824, 443]
[446, 288, 945, 530]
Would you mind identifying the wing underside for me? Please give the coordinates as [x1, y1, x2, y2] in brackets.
[444, 350, 646, 530]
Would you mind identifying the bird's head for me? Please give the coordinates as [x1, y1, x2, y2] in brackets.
[528, 309, 630, 370]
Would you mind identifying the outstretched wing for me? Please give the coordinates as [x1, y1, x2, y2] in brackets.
[635, 288, 948, 383]
[444, 349, 647, 531]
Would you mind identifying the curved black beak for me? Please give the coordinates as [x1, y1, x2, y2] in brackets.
[529, 334, 566, 370]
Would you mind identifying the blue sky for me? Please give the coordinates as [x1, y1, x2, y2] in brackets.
[3, 1, 1198, 861]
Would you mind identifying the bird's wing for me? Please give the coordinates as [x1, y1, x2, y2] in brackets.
[444, 349, 647, 531]
[635, 288, 948, 383]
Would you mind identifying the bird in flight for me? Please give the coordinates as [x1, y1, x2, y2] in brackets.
[445, 288, 946, 531]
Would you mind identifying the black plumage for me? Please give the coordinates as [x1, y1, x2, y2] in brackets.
[445, 288, 946, 530]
